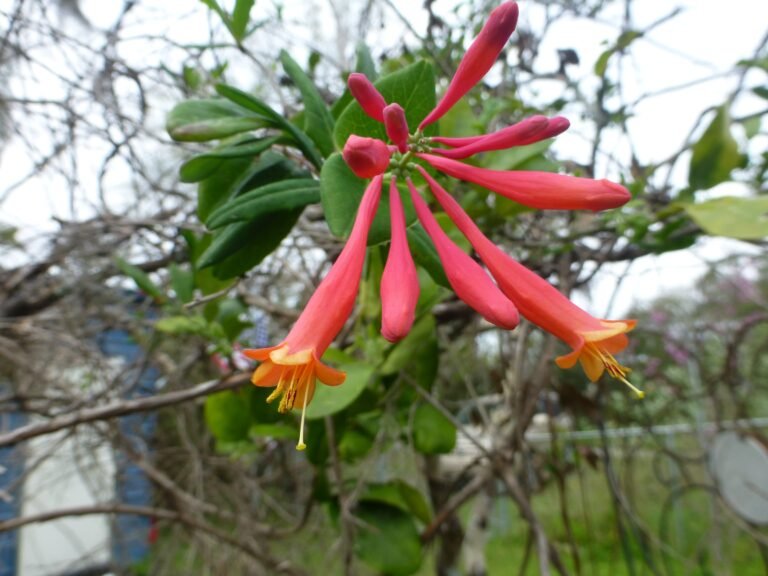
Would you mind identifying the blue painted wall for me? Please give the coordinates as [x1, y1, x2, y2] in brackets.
[0, 408, 25, 576]
[97, 326, 158, 571]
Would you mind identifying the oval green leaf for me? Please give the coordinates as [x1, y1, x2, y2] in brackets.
[354, 503, 423, 576]
[305, 355, 374, 420]
[412, 402, 456, 455]
[207, 178, 320, 228]
[685, 196, 768, 240]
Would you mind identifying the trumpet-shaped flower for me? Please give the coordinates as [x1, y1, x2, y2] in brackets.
[418, 153, 631, 211]
[432, 116, 570, 159]
[383, 103, 410, 153]
[334, 0, 635, 389]
[407, 178, 519, 330]
[419, 1, 519, 129]
[249, 1, 639, 448]
[416, 166, 641, 396]
[347, 73, 387, 122]
[381, 178, 419, 342]
[244, 176, 383, 449]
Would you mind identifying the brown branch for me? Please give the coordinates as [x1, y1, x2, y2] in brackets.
[421, 468, 491, 544]
[0, 372, 250, 448]
[324, 415, 357, 575]
[0, 503, 306, 576]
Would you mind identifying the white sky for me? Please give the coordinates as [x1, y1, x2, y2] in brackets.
[1, 0, 766, 315]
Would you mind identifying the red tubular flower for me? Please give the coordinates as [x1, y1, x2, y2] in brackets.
[432, 116, 570, 157]
[348, 73, 387, 123]
[383, 104, 410, 153]
[343, 135, 392, 178]
[381, 178, 419, 342]
[243, 176, 384, 450]
[416, 166, 641, 395]
[419, 1, 519, 129]
[407, 178, 519, 329]
[418, 153, 631, 211]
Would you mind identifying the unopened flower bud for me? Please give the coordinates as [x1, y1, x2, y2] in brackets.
[383, 103, 410, 153]
[342, 135, 391, 178]
[348, 73, 387, 123]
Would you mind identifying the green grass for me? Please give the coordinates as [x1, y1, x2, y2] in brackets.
[149, 434, 767, 575]
[481, 439, 766, 576]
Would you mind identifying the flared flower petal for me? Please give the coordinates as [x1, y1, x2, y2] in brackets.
[433, 116, 570, 158]
[416, 166, 641, 396]
[348, 73, 387, 123]
[418, 153, 631, 211]
[343, 135, 392, 178]
[383, 103, 410, 153]
[419, 1, 519, 129]
[407, 178, 518, 329]
[244, 176, 384, 449]
[381, 178, 420, 342]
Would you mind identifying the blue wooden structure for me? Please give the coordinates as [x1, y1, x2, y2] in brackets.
[0, 409, 25, 576]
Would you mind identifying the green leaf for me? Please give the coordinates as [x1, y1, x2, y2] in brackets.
[216, 298, 249, 340]
[230, 0, 255, 41]
[689, 106, 747, 190]
[338, 428, 374, 460]
[737, 57, 768, 71]
[249, 423, 298, 439]
[361, 482, 432, 524]
[320, 154, 417, 245]
[197, 151, 305, 222]
[753, 86, 768, 100]
[355, 42, 378, 80]
[182, 65, 202, 91]
[216, 83, 323, 168]
[167, 99, 266, 142]
[205, 390, 251, 443]
[406, 225, 449, 288]
[0, 224, 20, 248]
[379, 314, 435, 375]
[412, 403, 456, 454]
[743, 116, 761, 139]
[305, 352, 374, 419]
[199, 209, 302, 279]
[114, 257, 164, 301]
[685, 196, 768, 240]
[481, 138, 554, 171]
[155, 315, 223, 338]
[354, 503, 422, 576]
[594, 30, 642, 77]
[437, 97, 476, 143]
[169, 263, 195, 303]
[594, 49, 612, 78]
[397, 482, 433, 524]
[280, 50, 336, 157]
[334, 60, 436, 149]
[179, 136, 280, 183]
[199, 0, 228, 24]
[207, 178, 320, 228]
[320, 152, 368, 237]
[249, 385, 281, 424]
[197, 157, 254, 222]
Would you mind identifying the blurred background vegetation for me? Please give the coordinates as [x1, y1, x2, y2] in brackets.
[0, 0, 766, 574]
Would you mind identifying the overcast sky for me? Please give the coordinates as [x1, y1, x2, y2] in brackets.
[2, 0, 765, 314]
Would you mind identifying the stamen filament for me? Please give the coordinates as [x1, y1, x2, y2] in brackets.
[589, 344, 644, 399]
[267, 371, 288, 404]
[296, 382, 309, 451]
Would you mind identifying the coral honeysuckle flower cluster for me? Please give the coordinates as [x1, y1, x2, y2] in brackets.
[245, 1, 641, 450]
